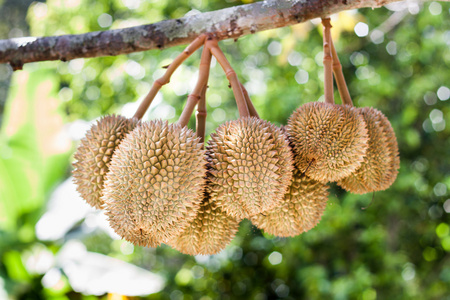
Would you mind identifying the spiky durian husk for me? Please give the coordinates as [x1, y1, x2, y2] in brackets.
[207, 117, 294, 220]
[338, 107, 396, 193]
[167, 187, 240, 255]
[102, 120, 206, 247]
[378, 111, 400, 190]
[72, 115, 139, 209]
[118, 225, 159, 248]
[287, 102, 369, 182]
[251, 169, 329, 237]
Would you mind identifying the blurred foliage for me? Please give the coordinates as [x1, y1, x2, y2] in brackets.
[0, 0, 449, 299]
[0, 0, 40, 125]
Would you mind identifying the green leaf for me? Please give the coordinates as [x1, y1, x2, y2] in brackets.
[0, 69, 71, 231]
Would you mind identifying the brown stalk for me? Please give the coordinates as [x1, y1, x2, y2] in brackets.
[321, 18, 334, 105]
[196, 84, 208, 144]
[133, 34, 207, 120]
[330, 36, 353, 106]
[206, 38, 250, 118]
[240, 83, 260, 119]
[178, 44, 212, 128]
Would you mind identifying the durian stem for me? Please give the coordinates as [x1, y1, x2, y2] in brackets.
[178, 45, 212, 127]
[133, 34, 207, 120]
[321, 18, 334, 105]
[196, 84, 208, 144]
[206, 39, 250, 118]
[240, 83, 260, 119]
[330, 34, 353, 106]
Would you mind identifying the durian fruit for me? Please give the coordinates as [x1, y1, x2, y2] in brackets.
[287, 102, 369, 182]
[207, 117, 294, 220]
[337, 107, 399, 193]
[167, 186, 240, 255]
[102, 120, 206, 247]
[73, 115, 139, 209]
[251, 169, 329, 237]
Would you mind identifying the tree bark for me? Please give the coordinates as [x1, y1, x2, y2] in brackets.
[0, 0, 446, 70]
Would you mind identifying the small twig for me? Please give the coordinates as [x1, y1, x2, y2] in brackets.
[133, 34, 206, 120]
[206, 38, 249, 118]
[178, 43, 212, 127]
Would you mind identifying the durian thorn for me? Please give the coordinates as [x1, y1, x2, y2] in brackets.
[178, 44, 212, 128]
[330, 35, 353, 106]
[361, 192, 376, 210]
[321, 18, 334, 105]
[133, 34, 207, 120]
[206, 39, 250, 118]
[240, 83, 260, 119]
[196, 84, 208, 145]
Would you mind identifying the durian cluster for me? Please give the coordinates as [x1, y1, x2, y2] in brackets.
[73, 105, 399, 255]
[72, 29, 399, 256]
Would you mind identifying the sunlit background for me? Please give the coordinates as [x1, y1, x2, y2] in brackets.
[0, 0, 449, 299]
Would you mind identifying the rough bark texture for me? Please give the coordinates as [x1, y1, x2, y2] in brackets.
[0, 0, 446, 69]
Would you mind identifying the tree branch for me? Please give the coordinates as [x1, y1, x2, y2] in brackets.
[0, 0, 445, 69]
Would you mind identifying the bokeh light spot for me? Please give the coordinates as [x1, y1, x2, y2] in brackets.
[386, 41, 397, 55]
[370, 29, 384, 44]
[402, 264, 415, 281]
[58, 87, 73, 102]
[32, 2, 48, 19]
[434, 182, 447, 196]
[423, 91, 437, 105]
[288, 51, 303, 66]
[437, 86, 450, 101]
[436, 223, 449, 238]
[120, 241, 134, 255]
[212, 108, 226, 122]
[98, 13, 113, 28]
[295, 69, 309, 84]
[208, 94, 222, 108]
[268, 41, 282, 56]
[354, 22, 369, 37]
[122, 0, 141, 9]
[442, 237, 450, 251]
[175, 269, 193, 286]
[429, 2, 442, 15]
[423, 247, 437, 261]
[268, 251, 282, 265]
[443, 199, 450, 213]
